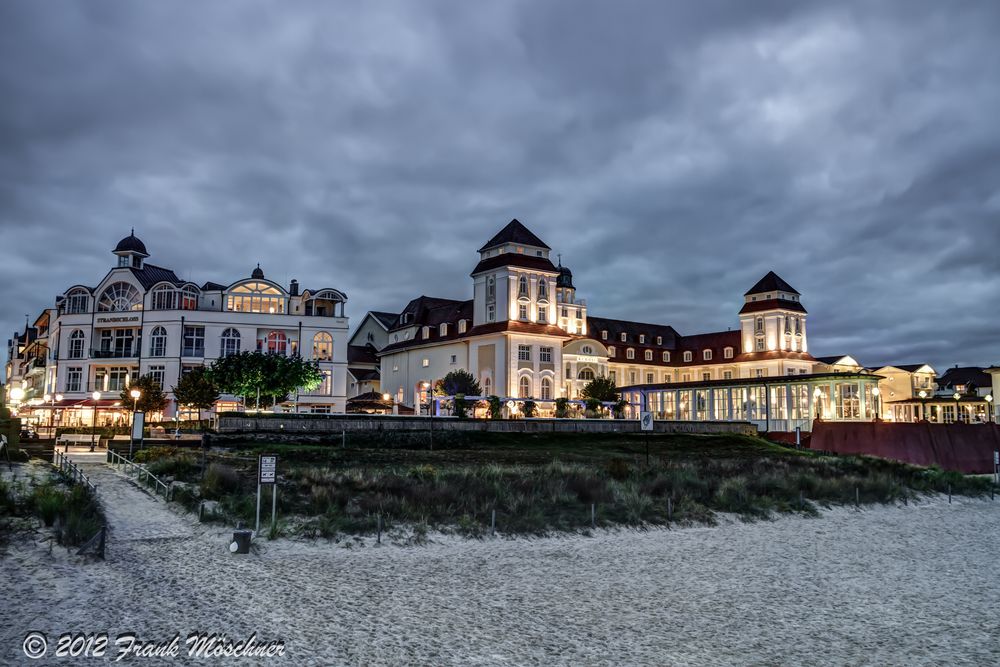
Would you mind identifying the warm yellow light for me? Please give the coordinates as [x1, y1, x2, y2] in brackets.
[92, 391, 102, 401]
[55, 393, 63, 401]
[130, 388, 142, 399]
[382, 393, 391, 401]
[872, 388, 880, 397]
[918, 390, 927, 399]
[10, 387, 25, 401]
[43, 393, 51, 402]
[987, 395, 994, 403]
[953, 392, 961, 400]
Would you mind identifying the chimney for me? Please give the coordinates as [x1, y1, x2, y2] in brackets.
[289, 279, 299, 296]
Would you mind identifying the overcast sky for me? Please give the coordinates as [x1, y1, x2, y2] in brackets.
[2, 1, 998, 372]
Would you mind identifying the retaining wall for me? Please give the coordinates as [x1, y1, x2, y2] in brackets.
[811, 421, 1000, 473]
[216, 414, 756, 437]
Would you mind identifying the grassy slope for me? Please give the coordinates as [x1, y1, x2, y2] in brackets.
[146, 433, 994, 538]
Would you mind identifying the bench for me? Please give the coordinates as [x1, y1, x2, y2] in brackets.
[57, 434, 100, 449]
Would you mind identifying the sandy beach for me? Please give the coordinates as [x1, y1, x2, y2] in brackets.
[2, 463, 999, 666]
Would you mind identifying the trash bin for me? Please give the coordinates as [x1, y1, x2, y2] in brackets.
[230, 529, 252, 554]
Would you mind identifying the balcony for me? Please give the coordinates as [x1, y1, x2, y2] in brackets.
[91, 347, 138, 359]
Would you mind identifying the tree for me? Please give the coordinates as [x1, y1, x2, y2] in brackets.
[554, 397, 570, 419]
[172, 367, 221, 419]
[522, 399, 537, 418]
[439, 370, 482, 420]
[121, 374, 167, 414]
[209, 351, 324, 409]
[486, 395, 503, 420]
[439, 369, 482, 397]
[581, 376, 620, 403]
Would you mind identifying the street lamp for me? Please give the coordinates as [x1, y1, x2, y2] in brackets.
[953, 391, 962, 424]
[422, 381, 433, 451]
[91, 391, 102, 451]
[382, 393, 392, 415]
[44, 393, 63, 440]
[986, 394, 994, 423]
[129, 388, 142, 458]
[872, 387, 881, 421]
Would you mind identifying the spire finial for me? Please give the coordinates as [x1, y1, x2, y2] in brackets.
[557, 253, 562, 267]
[130, 227, 134, 237]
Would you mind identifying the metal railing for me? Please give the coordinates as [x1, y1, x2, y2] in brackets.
[52, 450, 98, 493]
[106, 449, 171, 500]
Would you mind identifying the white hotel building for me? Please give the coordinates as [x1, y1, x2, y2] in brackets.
[4, 232, 349, 425]
[374, 219, 881, 432]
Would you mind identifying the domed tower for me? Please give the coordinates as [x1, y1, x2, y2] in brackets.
[112, 230, 149, 269]
[251, 263, 265, 279]
[555, 257, 587, 335]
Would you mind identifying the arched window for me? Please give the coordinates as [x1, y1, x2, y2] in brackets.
[540, 377, 552, 400]
[518, 275, 529, 297]
[149, 326, 167, 357]
[312, 332, 333, 361]
[151, 285, 176, 310]
[755, 317, 764, 333]
[265, 331, 287, 355]
[65, 289, 89, 314]
[486, 276, 495, 299]
[538, 279, 548, 300]
[578, 368, 595, 381]
[519, 376, 531, 398]
[607, 346, 616, 357]
[483, 376, 492, 397]
[98, 282, 142, 312]
[626, 348, 635, 360]
[724, 347, 734, 359]
[683, 351, 693, 362]
[581, 345, 593, 355]
[662, 351, 670, 362]
[180, 286, 199, 310]
[795, 317, 802, 335]
[644, 350, 653, 361]
[784, 316, 792, 335]
[227, 282, 285, 313]
[703, 350, 713, 361]
[220, 328, 241, 357]
[68, 330, 85, 359]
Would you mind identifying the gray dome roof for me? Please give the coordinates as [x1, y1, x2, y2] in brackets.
[556, 264, 574, 289]
[113, 231, 149, 256]
[251, 264, 265, 279]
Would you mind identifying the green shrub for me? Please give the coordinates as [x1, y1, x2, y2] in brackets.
[32, 484, 65, 527]
[522, 400, 537, 418]
[135, 446, 182, 463]
[554, 397, 570, 418]
[202, 464, 241, 498]
[147, 454, 199, 479]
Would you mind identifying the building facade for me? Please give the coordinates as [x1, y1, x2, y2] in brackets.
[4, 233, 350, 427]
[374, 219, 881, 430]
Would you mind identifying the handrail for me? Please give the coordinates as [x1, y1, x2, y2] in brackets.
[51, 450, 98, 493]
[106, 449, 171, 500]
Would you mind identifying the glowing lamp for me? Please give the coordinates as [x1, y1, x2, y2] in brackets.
[382, 393, 391, 401]
[872, 388, 880, 397]
[43, 393, 51, 402]
[130, 388, 142, 400]
[918, 390, 927, 399]
[55, 393, 63, 402]
[92, 391, 102, 401]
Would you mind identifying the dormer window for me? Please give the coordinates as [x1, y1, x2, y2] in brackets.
[663, 351, 670, 362]
[703, 350, 712, 361]
[439, 323, 448, 336]
[639, 334, 646, 344]
[601, 330, 608, 340]
[458, 320, 467, 334]
[422, 326, 430, 339]
[626, 348, 635, 360]
[656, 336, 662, 345]
[65, 289, 89, 314]
[683, 351, 693, 362]
[724, 347, 733, 359]
[620, 332, 627, 342]
[644, 350, 653, 361]
[608, 346, 616, 357]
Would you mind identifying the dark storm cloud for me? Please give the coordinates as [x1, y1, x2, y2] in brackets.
[1, 0, 999, 371]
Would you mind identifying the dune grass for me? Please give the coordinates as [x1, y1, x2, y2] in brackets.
[141, 433, 996, 538]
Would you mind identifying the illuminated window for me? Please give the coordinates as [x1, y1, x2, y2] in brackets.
[724, 347, 733, 359]
[518, 276, 529, 297]
[226, 282, 285, 314]
[538, 280, 548, 300]
[608, 346, 616, 357]
[180, 286, 198, 310]
[541, 378, 552, 400]
[264, 331, 287, 355]
[519, 376, 531, 398]
[312, 332, 332, 361]
[578, 368, 595, 381]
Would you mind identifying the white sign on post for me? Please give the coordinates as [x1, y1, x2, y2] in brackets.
[259, 455, 277, 484]
[640, 411, 653, 432]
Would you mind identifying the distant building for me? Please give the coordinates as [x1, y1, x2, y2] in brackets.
[372, 218, 880, 431]
[4, 232, 350, 428]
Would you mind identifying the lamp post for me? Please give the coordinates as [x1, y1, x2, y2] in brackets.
[422, 381, 433, 450]
[953, 391, 962, 424]
[90, 391, 101, 451]
[129, 388, 142, 458]
[986, 394, 994, 423]
[382, 393, 392, 415]
[44, 393, 63, 440]
[872, 387, 881, 421]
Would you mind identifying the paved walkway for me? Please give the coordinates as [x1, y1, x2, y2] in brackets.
[80, 461, 194, 542]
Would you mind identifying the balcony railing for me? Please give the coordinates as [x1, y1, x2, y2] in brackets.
[91, 347, 137, 359]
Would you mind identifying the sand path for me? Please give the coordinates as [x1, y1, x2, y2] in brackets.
[2, 462, 999, 666]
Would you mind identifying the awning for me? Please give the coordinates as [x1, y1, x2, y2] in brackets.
[43, 398, 124, 408]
